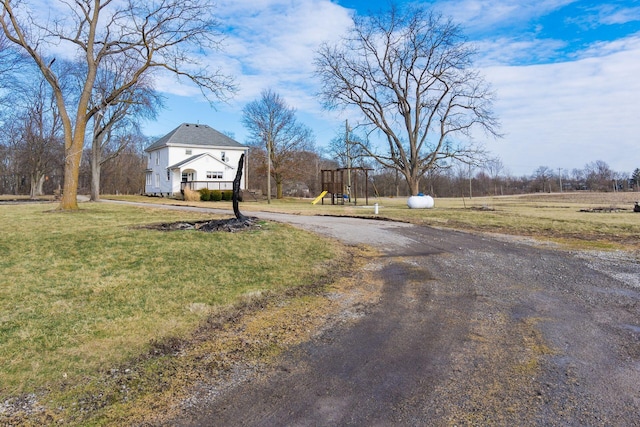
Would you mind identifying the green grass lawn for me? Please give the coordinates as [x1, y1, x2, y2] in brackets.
[0, 202, 338, 399]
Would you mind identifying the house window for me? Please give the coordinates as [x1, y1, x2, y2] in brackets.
[155, 173, 160, 187]
[155, 152, 159, 165]
[221, 151, 226, 162]
[207, 171, 223, 179]
[167, 169, 170, 180]
[146, 173, 152, 186]
[182, 172, 188, 182]
[186, 149, 192, 155]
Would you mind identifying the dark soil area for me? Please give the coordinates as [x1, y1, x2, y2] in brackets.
[143, 217, 260, 232]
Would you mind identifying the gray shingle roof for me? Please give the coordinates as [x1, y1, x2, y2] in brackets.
[145, 123, 246, 152]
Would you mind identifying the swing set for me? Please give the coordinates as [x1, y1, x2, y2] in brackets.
[316, 167, 373, 205]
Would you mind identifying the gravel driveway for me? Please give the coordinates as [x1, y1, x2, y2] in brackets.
[109, 202, 640, 425]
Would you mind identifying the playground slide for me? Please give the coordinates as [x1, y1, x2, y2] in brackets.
[311, 190, 328, 205]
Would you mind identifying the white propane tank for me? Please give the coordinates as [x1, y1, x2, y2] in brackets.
[407, 195, 434, 209]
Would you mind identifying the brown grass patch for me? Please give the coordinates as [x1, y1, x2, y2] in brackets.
[182, 187, 200, 201]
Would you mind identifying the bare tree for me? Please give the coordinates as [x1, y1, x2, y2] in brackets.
[99, 137, 147, 195]
[0, 117, 23, 194]
[533, 165, 554, 193]
[88, 61, 163, 201]
[242, 89, 315, 199]
[1, 0, 235, 210]
[584, 160, 613, 191]
[315, 5, 499, 195]
[0, 75, 64, 197]
[0, 31, 30, 114]
[18, 80, 64, 197]
[484, 157, 505, 195]
[0, 30, 23, 82]
[570, 168, 586, 190]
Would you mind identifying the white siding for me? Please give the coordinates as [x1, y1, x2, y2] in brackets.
[145, 147, 172, 194]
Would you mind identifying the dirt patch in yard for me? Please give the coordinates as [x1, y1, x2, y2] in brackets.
[141, 217, 260, 232]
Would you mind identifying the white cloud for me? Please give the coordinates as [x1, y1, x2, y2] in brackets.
[214, 0, 353, 105]
[435, 0, 575, 32]
[132, 0, 354, 104]
[600, 5, 640, 25]
[482, 34, 640, 175]
[575, 31, 640, 58]
[473, 37, 567, 66]
[572, 4, 640, 27]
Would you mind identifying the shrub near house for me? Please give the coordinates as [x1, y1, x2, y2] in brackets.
[198, 188, 234, 201]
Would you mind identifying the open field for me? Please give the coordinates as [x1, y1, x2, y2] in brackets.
[0, 202, 347, 424]
[109, 191, 640, 251]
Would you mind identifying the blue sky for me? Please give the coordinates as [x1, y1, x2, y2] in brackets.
[143, 0, 640, 177]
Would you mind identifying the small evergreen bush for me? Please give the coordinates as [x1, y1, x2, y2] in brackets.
[222, 190, 233, 201]
[199, 188, 211, 201]
[211, 190, 223, 201]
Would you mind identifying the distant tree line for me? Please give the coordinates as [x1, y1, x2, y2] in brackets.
[0, 132, 148, 197]
[365, 160, 638, 198]
[418, 160, 639, 198]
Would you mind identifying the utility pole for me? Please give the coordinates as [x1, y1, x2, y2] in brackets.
[260, 130, 272, 204]
[267, 133, 272, 204]
[469, 162, 473, 199]
[346, 119, 351, 202]
[558, 168, 563, 193]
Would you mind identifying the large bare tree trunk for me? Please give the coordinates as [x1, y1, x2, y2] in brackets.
[90, 160, 101, 201]
[90, 134, 101, 201]
[59, 132, 85, 210]
[276, 175, 284, 199]
[29, 173, 45, 198]
[408, 178, 420, 196]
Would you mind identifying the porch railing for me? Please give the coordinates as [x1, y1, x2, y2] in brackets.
[181, 181, 233, 192]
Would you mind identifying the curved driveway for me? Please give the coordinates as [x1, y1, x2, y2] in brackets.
[108, 201, 640, 425]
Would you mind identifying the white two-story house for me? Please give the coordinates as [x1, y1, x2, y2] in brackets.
[144, 123, 249, 197]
